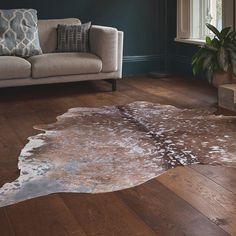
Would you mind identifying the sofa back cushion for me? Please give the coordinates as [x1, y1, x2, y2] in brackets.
[0, 9, 42, 57]
[57, 22, 91, 53]
[38, 18, 81, 53]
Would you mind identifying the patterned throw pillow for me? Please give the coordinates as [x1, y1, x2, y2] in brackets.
[57, 22, 91, 53]
[0, 9, 42, 57]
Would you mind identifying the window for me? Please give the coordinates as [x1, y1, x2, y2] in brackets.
[192, 0, 222, 40]
[176, 0, 236, 44]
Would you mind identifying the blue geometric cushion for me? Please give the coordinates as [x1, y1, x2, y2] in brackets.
[0, 9, 42, 57]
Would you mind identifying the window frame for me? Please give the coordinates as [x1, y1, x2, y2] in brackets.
[222, 0, 235, 29]
[176, 0, 235, 45]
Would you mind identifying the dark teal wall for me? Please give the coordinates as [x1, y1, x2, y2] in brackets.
[1, 0, 166, 75]
[166, 0, 198, 76]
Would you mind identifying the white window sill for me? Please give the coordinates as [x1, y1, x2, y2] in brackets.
[175, 38, 205, 46]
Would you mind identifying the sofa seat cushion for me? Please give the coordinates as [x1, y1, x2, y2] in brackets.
[28, 53, 103, 78]
[0, 56, 31, 80]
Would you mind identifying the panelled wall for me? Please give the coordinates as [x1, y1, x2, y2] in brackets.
[1, 0, 166, 75]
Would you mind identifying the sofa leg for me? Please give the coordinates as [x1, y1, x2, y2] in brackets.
[111, 79, 117, 91]
[105, 79, 117, 91]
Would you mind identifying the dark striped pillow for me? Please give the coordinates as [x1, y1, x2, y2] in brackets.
[56, 22, 91, 52]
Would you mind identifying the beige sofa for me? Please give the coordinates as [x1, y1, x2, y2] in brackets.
[0, 18, 124, 91]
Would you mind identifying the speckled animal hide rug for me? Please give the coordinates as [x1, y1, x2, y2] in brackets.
[1, 101, 236, 207]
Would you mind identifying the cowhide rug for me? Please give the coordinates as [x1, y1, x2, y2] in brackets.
[0, 101, 236, 207]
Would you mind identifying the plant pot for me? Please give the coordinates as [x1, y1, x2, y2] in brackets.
[212, 71, 233, 88]
[232, 75, 236, 83]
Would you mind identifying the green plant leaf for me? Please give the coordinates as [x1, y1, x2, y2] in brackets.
[191, 47, 218, 76]
[192, 49, 202, 65]
[217, 47, 229, 72]
[220, 27, 232, 40]
[192, 57, 198, 66]
[200, 56, 214, 73]
[191, 48, 207, 65]
[229, 50, 236, 60]
[192, 56, 203, 75]
[206, 23, 221, 39]
[205, 45, 218, 52]
[206, 65, 214, 84]
[206, 36, 212, 45]
[193, 58, 206, 76]
[213, 63, 220, 72]
[192, 53, 205, 75]
[228, 31, 236, 38]
[192, 64, 199, 76]
[228, 43, 236, 51]
[211, 38, 220, 48]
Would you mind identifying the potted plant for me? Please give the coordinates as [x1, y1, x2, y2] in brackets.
[192, 24, 236, 87]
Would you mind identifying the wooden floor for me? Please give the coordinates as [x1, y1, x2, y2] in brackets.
[0, 76, 236, 236]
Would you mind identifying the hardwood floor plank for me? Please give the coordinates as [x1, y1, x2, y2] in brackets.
[157, 166, 236, 235]
[190, 165, 236, 194]
[117, 79, 169, 105]
[0, 171, 20, 189]
[3, 110, 42, 144]
[61, 193, 156, 236]
[117, 178, 229, 236]
[0, 115, 22, 187]
[25, 98, 68, 124]
[0, 208, 15, 236]
[5, 194, 87, 236]
[124, 77, 217, 108]
[0, 116, 22, 159]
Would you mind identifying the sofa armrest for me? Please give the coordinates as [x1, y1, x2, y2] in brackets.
[90, 25, 120, 73]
